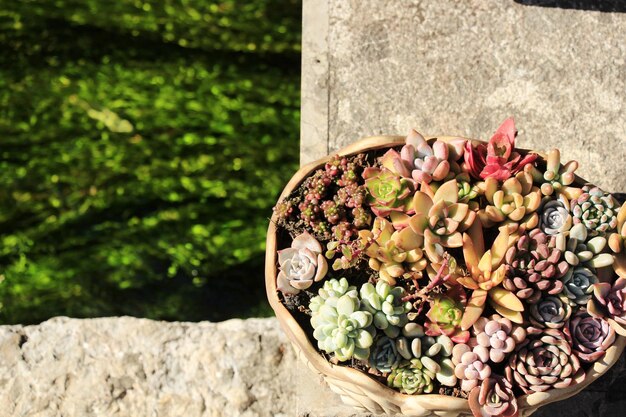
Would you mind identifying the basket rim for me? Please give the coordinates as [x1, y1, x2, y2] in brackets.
[265, 134, 626, 413]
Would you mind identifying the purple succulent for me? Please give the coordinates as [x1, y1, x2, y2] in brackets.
[565, 312, 616, 362]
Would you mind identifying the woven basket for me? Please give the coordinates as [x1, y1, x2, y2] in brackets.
[265, 135, 626, 416]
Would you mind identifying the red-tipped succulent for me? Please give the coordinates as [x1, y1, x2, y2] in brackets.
[464, 118, 537, 181]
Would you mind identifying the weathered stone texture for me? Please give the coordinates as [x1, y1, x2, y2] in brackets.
[0, 317, 297, 417]
[302, 0, 626, 193]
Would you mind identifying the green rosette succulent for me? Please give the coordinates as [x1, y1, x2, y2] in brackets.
[310, 278, 375, 361]
[363, 167, 414, 217]
[360, 280, 412, 338]
[369, 336, 403, 373]
[387, 358, 435, 394]
[570, 185, 619, 235]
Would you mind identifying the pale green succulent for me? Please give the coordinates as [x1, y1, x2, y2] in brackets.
[360, 280, 412, 338]
[310, 278, 375, 362]
[556, 223, 614, 270]
[394, 323, 457, 387]
[387, 358, 435, 394]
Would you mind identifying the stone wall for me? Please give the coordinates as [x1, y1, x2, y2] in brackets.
[1, 317, 625, 417]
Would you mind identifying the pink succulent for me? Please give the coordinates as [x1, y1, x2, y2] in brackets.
[452, 343, 492, 392]
[276, 232, 328, 294]
[471, 315, 526, 363]
[468, 376, 519, 417]
[565, 312, 616, 362]
[464, 118, 537, 181]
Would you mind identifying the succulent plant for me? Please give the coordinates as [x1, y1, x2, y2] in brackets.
[456, 172, 481, 204]
[408, 179, 477, 262]
[588, 277, 626, 336]
[557, 223, 614, 270]
[363, 167, 415, 217]
[309, 278, 375, 362]
[425, 285, 471, 343]
[505, 327, 585, 393]
[608, 202, 626, 278]
[360, 280, 412, 338]
[470, 314, 527, 363]
[468, 376, 519, 417]
[387, 358, 436, 394]
[528, 294, 572, 329]
[277, 232, 328, 294]
[358, 217, 427, 284]
[538, 196, 572, 235]
[457, 226, 523, 329]
[401, 130, 465, 184]
[502, 229, 568, 304]
[560, 266, 598, 306]
[529, 148, 582, 200]
[463, 117, 537, 181]
[379, 131, 466, 185]
[565, 312, 615, 362]
[570, 185, 619, 236]
[395, 323, 457, 387]
[369, 336, 403, 373]
[478, 170, 542, 232]
[452, 343, 492, 392]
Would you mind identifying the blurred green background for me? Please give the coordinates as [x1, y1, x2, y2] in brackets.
[0, 0, 301, 324]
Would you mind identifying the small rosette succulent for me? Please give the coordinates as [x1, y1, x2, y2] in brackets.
[452, 343, 492, 392]
[277, 232, 328, 294]
[529, 294, 571, 329]
[363, 167, 414, 217]
[503, 229, 568, 304]
[380, 130, 466, 184]
[359, 217, 427, 285]
[588, 277, 626, 336]
[425, 285, 470, 343]
[478, 170, 541, 232]
[505, 327, 585, 393]
[360, 280, 412, 338]
[565, 312, 615, 362]
[538, 196, 572, 235]
[369, 336, 403, 373]
[558, 223, 614, 270]
[408, 179, 476, 262]
[310, 278, 375, 361]
[468, 376, 519, 417]
[529, 148, 581, 199]
[470, 315, 526, 363]
[560, 266, 598, 306]
[463, 117, 537, 181]
[387, 358, 435, 394]
[395, 323, 457, 387]
[456, 172, 481, 204]
[570, 185, 619, 235]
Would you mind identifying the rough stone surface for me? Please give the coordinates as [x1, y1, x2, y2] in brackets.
[0, 317, 301, 417]
[301, 0, 626, 195]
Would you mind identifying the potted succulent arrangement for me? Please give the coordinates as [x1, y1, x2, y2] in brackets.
[266, 118, 626, 417]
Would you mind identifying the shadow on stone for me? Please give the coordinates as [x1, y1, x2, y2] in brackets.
[514, 0, 626, 13]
